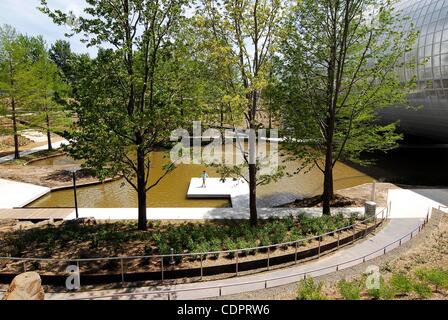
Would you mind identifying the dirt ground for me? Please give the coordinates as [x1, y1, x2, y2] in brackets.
[280, 182, 399, 208]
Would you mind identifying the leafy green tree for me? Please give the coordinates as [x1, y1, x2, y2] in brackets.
[49, 40, 75, 86]
[26, 38, 68, 150]
[196, 0, 285, 226]
[279, 0, 418, 214]
[40, 0, 193, 230]
[0, 25, 33, 159]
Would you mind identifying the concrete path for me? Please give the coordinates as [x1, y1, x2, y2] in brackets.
[0, 178, 50, 209]
[0, 208, 74, 220]
[387, 189, 443, 218]
[0, 139, 68, 164]
[408, 188, 448, 208]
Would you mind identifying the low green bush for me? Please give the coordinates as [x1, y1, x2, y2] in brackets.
[413, 282, 433, 299]
[297, 277, 326, 300]
[415, 268, 448, 292]
[390, 272, 414, 295]
[2, 213, 358, 262]
[338, 279, 361, 300]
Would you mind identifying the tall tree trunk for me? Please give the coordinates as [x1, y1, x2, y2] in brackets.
[248, 162, 257, 226]
[322, 116, 335, 215]
[11, 97, 19, 159]
[248, 92, 258, 226]
[45, 111, 52, 151]
[136, 143, 147, 231]
[322, 145, 334, 215]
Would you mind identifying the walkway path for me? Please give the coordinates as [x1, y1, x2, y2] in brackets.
[0, 139, 68, 164]
[0, 178, 50, 209]
[42, 188, 442, 300]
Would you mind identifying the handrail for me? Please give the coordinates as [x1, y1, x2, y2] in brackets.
[65, 209, 430, 300]
[0, 204, 389, 263]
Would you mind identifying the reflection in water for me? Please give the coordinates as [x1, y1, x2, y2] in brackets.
[28, 151, 373, 208]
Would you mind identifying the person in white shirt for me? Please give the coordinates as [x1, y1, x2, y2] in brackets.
[201, 171, 209, 188]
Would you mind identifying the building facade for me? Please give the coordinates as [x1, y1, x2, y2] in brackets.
[380, 0, 448, 141]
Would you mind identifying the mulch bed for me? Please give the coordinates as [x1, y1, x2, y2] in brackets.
[278, 194, 366, 208]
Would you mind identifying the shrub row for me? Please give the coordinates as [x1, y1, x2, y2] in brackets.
[1, 213, 360, 260]
[297, 268, 448, 300]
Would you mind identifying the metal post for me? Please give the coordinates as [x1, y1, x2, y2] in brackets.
[294, 242, 298, 264]
[23, 261, 26, 272]
[318, 237, 321, 258]
[77, 261, 80, 288]
[200, 255, 203, 280]
[364, 222, 368, 237]
[352, 224, 356, 243]
[72, 171, 79, 219]
[120, 258, 125, 286]
[161, 257, 164, 281]
[337, 230, 340, 249]
[235, 251, 239, 276]
[267, 247, 270, 270]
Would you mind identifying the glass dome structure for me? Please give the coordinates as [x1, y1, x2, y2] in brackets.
[380, 0, 448, 141]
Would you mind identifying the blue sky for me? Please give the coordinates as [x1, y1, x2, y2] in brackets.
[0, 0, 97, 55]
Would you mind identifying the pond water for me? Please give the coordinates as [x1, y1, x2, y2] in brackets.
[27, 151, 373, 208]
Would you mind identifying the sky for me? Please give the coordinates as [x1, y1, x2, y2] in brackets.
[0, 0, 97, 56]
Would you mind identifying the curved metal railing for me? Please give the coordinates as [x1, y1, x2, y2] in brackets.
[66, 208, 432, 300]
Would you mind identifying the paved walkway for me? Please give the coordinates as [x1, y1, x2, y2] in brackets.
[0, 208, 74, 220]
[0, 139, 68, 164]
[0, 178, 50, 209]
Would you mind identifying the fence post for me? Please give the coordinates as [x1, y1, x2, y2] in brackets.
[352, 224, 356, 243]
[318, 237, 321, 258]
[364, 222, 368, 237]
[120, 258, 125, 286]
[337, 230, 340, 249]
[200, 255, 203, 280]
[295, 242, 298, 264]
[23, 261, 26, 272]
[267, 247, 270, 271]
[77, 261, 81, 288]
[161, 257, 164, 282]
[235, 251, 239, 276]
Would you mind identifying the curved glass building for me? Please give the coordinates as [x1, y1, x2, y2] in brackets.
[380, 0, 448, 141]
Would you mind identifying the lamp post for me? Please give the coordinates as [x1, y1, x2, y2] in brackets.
[68, 167, 81, 219]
